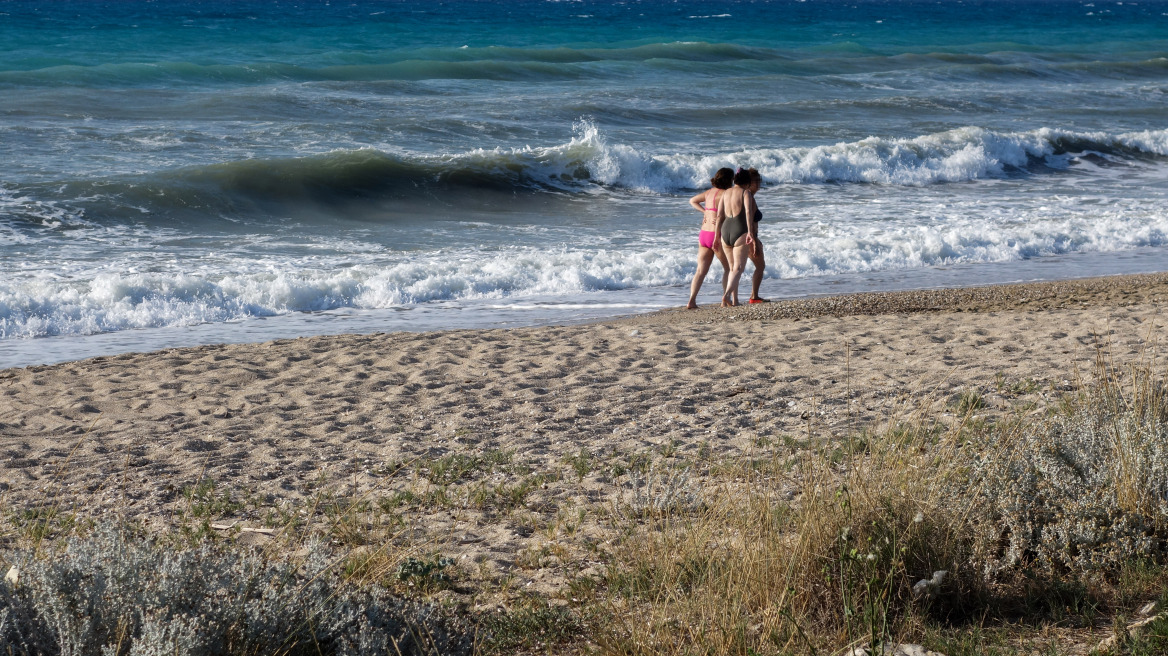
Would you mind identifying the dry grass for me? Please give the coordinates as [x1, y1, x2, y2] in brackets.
[587, 346, 1168, 655]
[590, 399, 969, 654]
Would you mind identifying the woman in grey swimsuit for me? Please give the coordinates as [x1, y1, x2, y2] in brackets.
[716, 168, 758, 307]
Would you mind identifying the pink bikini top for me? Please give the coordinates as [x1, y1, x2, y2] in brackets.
[703, 189, 721, 212]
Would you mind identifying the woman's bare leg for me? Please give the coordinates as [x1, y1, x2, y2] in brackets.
[749, 240, 766, 301]
[715, 247, 730, 295]
[722, 240, 750, 307]
[687, 247, 716, 309]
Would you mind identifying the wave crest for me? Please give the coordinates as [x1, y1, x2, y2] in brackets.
[606, 126, 1168, 189]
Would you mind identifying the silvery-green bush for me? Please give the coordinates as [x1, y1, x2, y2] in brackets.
[0, 525, 471, 656]
[965, 393, 1168, 579]
[622, 463, 702, 518]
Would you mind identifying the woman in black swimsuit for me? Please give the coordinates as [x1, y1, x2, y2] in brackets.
[746, 168, 767, 303]
[716, 168, 758, 307]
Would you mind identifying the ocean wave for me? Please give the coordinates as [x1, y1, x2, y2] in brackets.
[145, 123, 1168, 196]
[7, 122, 1167, 227]
[582, 125, 1168, 189]
[8, 124, 608, 224]
[736, 126, 1168, 186]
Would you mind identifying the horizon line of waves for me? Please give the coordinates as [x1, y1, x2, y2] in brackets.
[5, 207, 1168, 339]
[3, 48, 1166, 86]
[0, 42, 780, 86]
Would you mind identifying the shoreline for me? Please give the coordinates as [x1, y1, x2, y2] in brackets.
[640, 270, 1168, 324]
[2, 270, 1167, 602]
[5, 269, 1168, 373]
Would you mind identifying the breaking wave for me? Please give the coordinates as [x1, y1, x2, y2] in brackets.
[6, 122, 1167, 228]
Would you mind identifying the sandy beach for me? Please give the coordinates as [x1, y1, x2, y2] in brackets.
[3, 273, 1167, 604]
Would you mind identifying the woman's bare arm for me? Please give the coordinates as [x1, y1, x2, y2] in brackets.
[689, 190, 708, 213]
[744, 190, 758, 240]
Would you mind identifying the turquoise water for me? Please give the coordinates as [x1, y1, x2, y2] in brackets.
[2, 0, 1167, 366]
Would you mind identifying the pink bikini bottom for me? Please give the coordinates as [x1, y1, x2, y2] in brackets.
[698, 230, 716, 249]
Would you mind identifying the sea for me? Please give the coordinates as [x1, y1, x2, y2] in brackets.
[2, 0, 1167, 368]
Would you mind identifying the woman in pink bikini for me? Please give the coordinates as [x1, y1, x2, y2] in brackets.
[685, 167, 734, 309]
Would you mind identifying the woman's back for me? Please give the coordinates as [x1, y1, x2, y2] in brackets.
[720, 185, 749, 218]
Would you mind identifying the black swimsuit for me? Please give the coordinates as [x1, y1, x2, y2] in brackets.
[721, 208, 748, 247]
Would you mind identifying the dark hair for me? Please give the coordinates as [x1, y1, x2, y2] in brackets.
[748, 168, 761, 184]
[710, 167, 734, 190]
[733, 168, 753, 187]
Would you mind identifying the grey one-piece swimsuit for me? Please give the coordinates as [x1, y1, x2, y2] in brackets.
[721, 208, 748, 247]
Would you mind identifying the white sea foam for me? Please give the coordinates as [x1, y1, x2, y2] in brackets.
[4, 196, 1168, 340]
[0, 185, 86, 231]
[1119, 129, 1168, 156]
[495, 122, 1168, 192]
